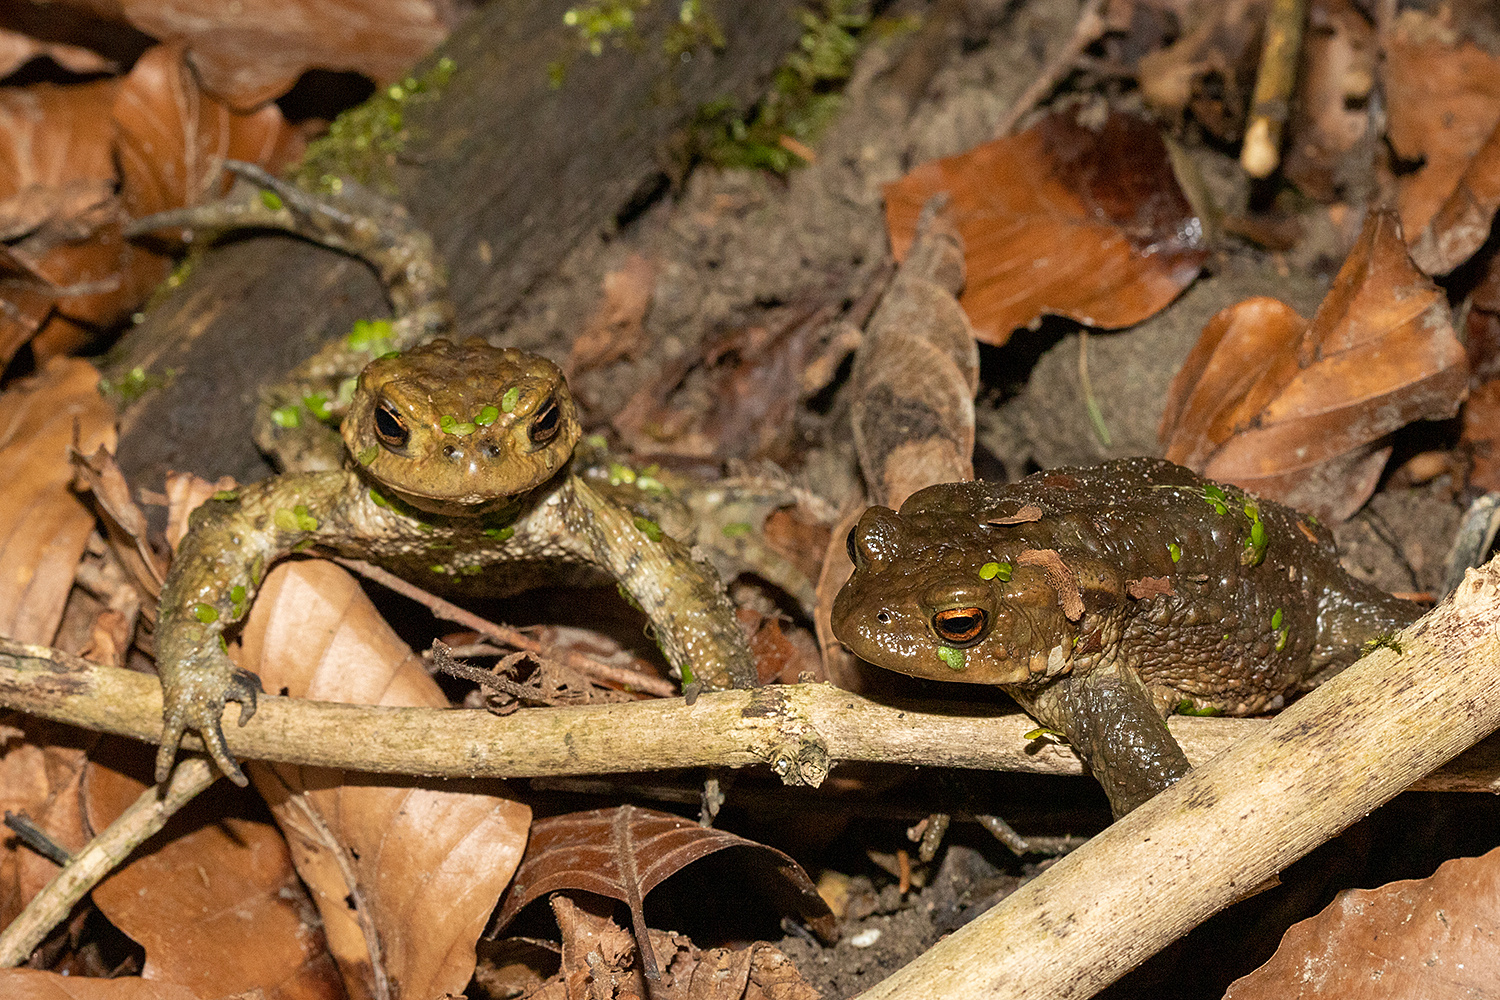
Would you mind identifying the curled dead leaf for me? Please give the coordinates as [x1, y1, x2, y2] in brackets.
[0, 357, 115, 646]
[113, 43, 305, 220]
[494, 805, 835, 981]
[1225, 844, 1500, 998]
[1383, 10, 1500, 268]
[885, 109, 1207, 345]
[1016, 548, 1084, 620]
[238, 560, 531, 1000]
[1161, 209, 1467, 521]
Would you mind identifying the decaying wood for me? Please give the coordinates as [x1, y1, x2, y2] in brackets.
[109, 0, 805, 496]
[3, 633, 1500, 796]
[860, 558, 1500, 1000]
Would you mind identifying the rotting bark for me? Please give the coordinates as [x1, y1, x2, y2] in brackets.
[859, 558, 1500, 1000]
[107, 0, 806, 497]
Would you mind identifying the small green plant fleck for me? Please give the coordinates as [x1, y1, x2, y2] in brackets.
[633, 516, 663, 542]
[1271, 607, 1283, 630]
[1168, 542, 1182, 563]
[616, 583, 644, 612]
[721, 521, 752, 538]
[346, 318, 396, 355]
[439, 414, 477, 436]
[474, 405, 499, 426]
[358, 445, 379, 466]
[609, 461, 637, 486]
[501, 386, 521, 413]
[1275, 628, 1289, 652]
[1176, 700, 1224, 717]
[303, 393, 336, 424]
[936, 646, 966, 671]
[979, 561, 1013, 582]
[1363, 634, 1405, 655]
[99, 365, 173, 407]
[271, 405, 301, 429]
[259, 189, 284, 211]
[1023, 726, 1069, 744]
[484, 526, 516, 541]
[211, 490, 239, 502]
[192, 603, 219, 624]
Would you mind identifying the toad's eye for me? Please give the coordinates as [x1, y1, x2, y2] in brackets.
[933, 607, 986, 646]
[529, 396, 560, 445]
[374, 399, 409, 450]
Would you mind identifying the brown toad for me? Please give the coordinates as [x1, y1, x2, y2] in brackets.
[832, 457, 1418, 816]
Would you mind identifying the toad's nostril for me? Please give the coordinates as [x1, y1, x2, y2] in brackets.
[442, 444, 461, 460]
[482, 443, 502, 459]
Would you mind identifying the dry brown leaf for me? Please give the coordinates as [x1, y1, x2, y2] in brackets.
[94, 805, 344, 1000]
[494, 804, 834, 982]
[71, 445, 168, 597]
[0, 968, 204, 998]
[1383, 10, 1500, 257]
[533, 895, 819, 1000]
[162, 470, 236, 553]
[884, 109, 1207, 346]
[237, 559, 530, 1000]
[0, 716, 97, 929]
[0, 357, 115, 644]
[0, 79, 118, 199]
[566, 253, 656, 375]
[1225, 845, 1500, 997]
[1461, 379, 1500, 493]
[0, 27, 116, 79]
[120, 0, 449, 109]
[113, 43, 305, 219]
[1161, 209, 1466, 521]
[1281, 0, 1375, 202]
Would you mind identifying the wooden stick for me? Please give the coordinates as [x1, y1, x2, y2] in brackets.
[1, 638, 1499, 793]
[1241, 0, 1310, 177]
[0, 757, 218, 966]
[859, 561, 1500, 1000]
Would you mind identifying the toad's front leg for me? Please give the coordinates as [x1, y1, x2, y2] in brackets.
[555, 477, 758, 691]
[154, 472, 349, 784]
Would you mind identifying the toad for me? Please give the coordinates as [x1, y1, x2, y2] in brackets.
[144, 171, 757, 786]
[832, 457, 1419, 816]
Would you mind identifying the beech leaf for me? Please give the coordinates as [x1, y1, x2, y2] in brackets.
[494, 805, 835, 981]
[1225, 845, 1500, 998]
[0, 357, 115, 645]
[1383, 10, 1500, 269]
[1160, 209, 1466, 521]
[237, 560, 531, 1000]
[884, 108, 1207, 345]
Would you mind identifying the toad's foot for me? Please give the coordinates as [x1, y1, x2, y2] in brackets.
[155, 658, 263, 787]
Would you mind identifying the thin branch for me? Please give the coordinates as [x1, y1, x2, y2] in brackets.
[2, 636, 1500, 793]
[0, 757, 218, 967]
[332, 557, 677, 697]
[996, 0, 1107, 137]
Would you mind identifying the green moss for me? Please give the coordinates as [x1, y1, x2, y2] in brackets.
[211, 490, 239, 502]
[345, 318, 396, 355]
[293, 56, 457, 191]
[633, 515, 663, 542]
[1176, 700, 1223, 717]
[271, 405, 301, 429]
[694, 1, 869, 173]
[98, 365, 174, 408]
[192, 603, 219, 624]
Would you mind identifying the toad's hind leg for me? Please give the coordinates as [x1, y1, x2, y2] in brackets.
[127, 162, 452, 471]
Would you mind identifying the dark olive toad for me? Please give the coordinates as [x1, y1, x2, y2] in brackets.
[832, 457, 1419, 816]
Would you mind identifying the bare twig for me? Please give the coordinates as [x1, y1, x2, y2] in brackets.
[0, 756, 218, 967]
[3, 635, 1500, 794]
[1241, 0, 1310, 177]
[332, 557, 677, 697]
[996, 0, 1107, 136]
